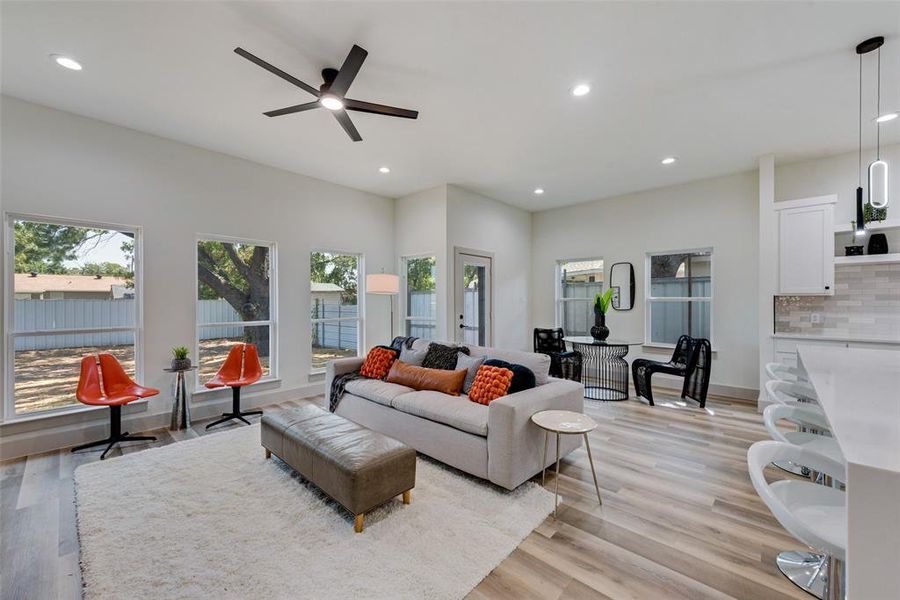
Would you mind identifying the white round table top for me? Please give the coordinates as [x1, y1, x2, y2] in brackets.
[531, 410, 597, 434]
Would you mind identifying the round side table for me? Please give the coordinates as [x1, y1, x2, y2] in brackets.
[164, 366, 197, 430]
[565, 337, 641, 401]
[531, 410, 602, 516]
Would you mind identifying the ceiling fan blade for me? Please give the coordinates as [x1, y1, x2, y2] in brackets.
[234, 47, 320, 97]
[263, 102, 321, 117]
[329, 45, 368, 97]
[332, 109, 362, 142]
[344, 98, 418, 119]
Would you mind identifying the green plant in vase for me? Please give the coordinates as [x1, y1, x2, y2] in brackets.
[591, 289, 614, 342]
[171, 345, 192, 371]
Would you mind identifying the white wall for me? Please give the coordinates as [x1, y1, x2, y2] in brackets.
[394, 185, 448, 341]
[446, 185, 532, 351]
[532, 171, 760, 393]
[776, 142, 900, 251]
[0, 96, 395, 456]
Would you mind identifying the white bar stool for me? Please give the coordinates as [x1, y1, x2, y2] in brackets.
[763, 404, 846, 597]
[748, 441, 846, 600]
[765, 361, 809, 383]
[765, 380, 826, 475]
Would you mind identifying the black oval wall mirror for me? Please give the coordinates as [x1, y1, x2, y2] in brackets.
[609, 262, 635, 311]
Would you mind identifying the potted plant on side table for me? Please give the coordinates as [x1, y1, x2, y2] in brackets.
[171, 346, 192, 371]
[591, 289, 614, 342]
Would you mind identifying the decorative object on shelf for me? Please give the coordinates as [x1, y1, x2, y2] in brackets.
[867, 233, 889, 255]
[856, 36, 889, 215]
[170, 345, 191, 371]
[609, 262, 635, 311]
[845, 245, 864, 256]
[864, 201, 888, 224]
[366, 272, 400, 338]
[591, 289, 613, 341]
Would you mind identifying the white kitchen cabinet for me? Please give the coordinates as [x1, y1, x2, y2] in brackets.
[776, 196, 836, 295]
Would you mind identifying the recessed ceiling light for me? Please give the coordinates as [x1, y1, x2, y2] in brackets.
[533, 188, 545, 195]
[378, 166, 391, 174]
[875, 112, 898, 123]
[571, 84, 591, 97]
[319, 95, 343, 111]
[50, 54, 82, 71]
[661, 157, 677, 165]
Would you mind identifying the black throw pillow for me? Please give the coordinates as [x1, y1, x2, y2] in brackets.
[484, 359, 536, 394]
[421, 343, 471, 370]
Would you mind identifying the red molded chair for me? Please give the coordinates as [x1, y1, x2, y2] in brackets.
[71, 354, 159, 460]
[204, 343, 263, 429]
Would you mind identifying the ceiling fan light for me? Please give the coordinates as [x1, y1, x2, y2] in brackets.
[320, 95, 343, 111]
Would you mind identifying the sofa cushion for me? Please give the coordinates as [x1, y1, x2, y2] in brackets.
[468, 365, 514, 405]
[359, 346, 399, 379]
[465, 345, 551, 385]
[455, 353, 486, 394]
[391, 390, 489, 437]
[483, 359, 536, 394]
[386, 361, 467, 396]
[344, 378, 414, 407]
[422, 343, 470, 370]
[399, 345, 428, 366]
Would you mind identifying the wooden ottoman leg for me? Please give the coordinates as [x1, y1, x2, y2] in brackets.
[265, 449, 271, 459]
[354, 514, 365, 533]
[403, 490, 412, 505]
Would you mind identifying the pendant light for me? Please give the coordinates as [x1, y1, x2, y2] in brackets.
[856, 36, 889, 217]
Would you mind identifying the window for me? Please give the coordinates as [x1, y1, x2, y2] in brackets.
[402, 255, 436, 340]
[556, 258, 604, 336]
[310, 252, 362, 371]
[196, 237, 276, 384]
[646, 249, 712, 345]
[6, 215, 141, 418]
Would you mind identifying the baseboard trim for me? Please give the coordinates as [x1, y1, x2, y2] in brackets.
[648, 374, 759, 403]
[0, 381, 326, 460]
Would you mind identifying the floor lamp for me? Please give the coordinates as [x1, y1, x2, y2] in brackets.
[366, 273, 400, 340]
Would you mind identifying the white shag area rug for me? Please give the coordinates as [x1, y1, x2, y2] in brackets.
[74, 424, 554, 600]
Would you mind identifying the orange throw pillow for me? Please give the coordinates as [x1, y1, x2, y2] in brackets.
[468, 365, 514, 405]
[360, 346, 399, 379]
[385, 360, 467, 396]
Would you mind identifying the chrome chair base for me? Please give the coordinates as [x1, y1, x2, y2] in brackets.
[773, 459, 810, 477]
[777, 551, 826, 599]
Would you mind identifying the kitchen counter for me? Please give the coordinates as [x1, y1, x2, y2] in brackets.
[797, 345, 900, 599]
[773, 332, 900, 345]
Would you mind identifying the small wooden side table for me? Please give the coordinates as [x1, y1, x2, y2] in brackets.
[531, 409, 602, 516]
[164, 366, 198, 431]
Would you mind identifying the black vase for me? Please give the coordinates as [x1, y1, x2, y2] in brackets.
[590, 311, 610, 342]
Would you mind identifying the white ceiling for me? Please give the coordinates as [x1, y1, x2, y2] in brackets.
[3, 1, 900, 211]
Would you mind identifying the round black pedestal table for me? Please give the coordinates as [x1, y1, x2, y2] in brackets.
[564, 337, 641, 401]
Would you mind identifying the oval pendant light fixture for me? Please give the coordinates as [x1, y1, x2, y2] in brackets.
[857, 36, 889, 210]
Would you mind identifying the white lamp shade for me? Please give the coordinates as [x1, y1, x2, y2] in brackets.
[366, 273, 400, 295]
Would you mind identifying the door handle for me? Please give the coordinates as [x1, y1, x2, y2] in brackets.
[459, 323, 464, 329]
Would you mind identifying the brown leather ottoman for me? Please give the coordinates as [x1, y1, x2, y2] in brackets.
[261, 404, 416, 533]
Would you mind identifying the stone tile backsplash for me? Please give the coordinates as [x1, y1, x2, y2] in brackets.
[775, 264, 900, 340]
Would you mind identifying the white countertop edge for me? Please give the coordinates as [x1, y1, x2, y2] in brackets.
[772, 333, 900, 345]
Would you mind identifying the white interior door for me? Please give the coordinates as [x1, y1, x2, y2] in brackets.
[454, 250, 492, 346]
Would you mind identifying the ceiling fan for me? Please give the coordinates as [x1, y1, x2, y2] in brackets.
[234, 44, 419, 142]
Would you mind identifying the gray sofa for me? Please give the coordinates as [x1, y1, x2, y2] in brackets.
[325, 340, 584, 490]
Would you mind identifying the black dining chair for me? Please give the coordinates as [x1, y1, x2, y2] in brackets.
[632, 335, 700, 407]
[533, 328, 582, 383]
